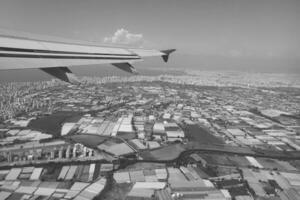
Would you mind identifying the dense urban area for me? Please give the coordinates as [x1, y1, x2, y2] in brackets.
[0, 71, 299, 200]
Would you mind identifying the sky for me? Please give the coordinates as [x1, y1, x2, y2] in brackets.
[0, 0, 299, 81]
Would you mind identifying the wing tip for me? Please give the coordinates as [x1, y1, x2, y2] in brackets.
[161, 49, 176, 62]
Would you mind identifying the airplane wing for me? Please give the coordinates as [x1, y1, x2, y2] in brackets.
[0, 34, 175, 83]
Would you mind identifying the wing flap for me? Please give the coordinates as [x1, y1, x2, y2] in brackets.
[40, 67, 79, 83]
[112, 63, 138, 74]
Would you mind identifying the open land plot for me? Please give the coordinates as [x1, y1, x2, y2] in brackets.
[68, 134, 109, 149]
[28, 111, 81, 137]
[97, 182, 133, 200]
[200, 154, 235, 166]
[184, 124, 224, 145]
[125, 162, 166, 171]
[141, 144, 185, 161]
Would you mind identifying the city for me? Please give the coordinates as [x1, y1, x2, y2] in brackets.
[0, 71, 299, 200]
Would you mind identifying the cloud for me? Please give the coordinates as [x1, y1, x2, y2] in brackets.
[104, 28, 144, 47]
